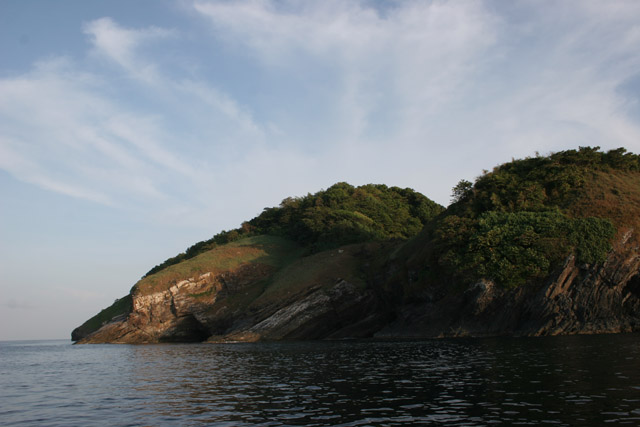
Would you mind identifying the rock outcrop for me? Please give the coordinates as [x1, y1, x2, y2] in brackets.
[77, 230, 640, 343]
[377, 229, 640, 338]
[77, 265, 385, 344]
[77, 272, 219, 343]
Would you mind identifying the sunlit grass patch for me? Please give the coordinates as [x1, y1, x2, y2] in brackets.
[133, 235, 301, 295]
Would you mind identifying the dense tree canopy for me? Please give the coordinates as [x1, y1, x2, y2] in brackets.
[144, 147, 635, 289]
[144, 183, 443, 277]
[434, 210, 615, 288]
[451, 146, 639, 216]
[428, 147, 630, 288]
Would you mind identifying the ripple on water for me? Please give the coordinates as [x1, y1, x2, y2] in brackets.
[2, 336, 640, 425]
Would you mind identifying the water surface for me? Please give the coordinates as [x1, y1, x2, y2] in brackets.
[1, 335, 639, 425]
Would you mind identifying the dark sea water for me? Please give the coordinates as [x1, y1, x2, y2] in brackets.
[1, 335, 639, 426]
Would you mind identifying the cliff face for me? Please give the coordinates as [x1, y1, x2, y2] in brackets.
[79, 272, 221, 343]
[77, 277, 383, 344]
[76, 242, 386, 344]
[379, 229, 640, 338]
[76, 229, 640, 343]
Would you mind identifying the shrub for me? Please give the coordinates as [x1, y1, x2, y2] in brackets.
[143, 183, 443, 277]
[434, 210, 615, 289]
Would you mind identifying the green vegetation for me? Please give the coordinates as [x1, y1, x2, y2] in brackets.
[451, 146, 639, 215]
[259, 243, 371, 302]
[75, 146, 640, 341]
[135, 235, 301, 295]
[144, 183, 442, 277]
[424, 147, 633, 289]
[71, 295, 132, 341]
[434, 210, 615, 288]
[143, 148, 635, 291]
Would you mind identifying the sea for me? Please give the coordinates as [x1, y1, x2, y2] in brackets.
[1, 334, 639, 426]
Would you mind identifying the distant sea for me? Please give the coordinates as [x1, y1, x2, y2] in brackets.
[1, 335, 639, 426]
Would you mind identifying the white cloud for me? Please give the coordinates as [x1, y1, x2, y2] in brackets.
[192, 0, 640, 202]
[0, 32, 271, 228]
[193, 0, 500, 144]
[83, 17, 174, 84]
[82, 17, 265, 143]
[0, 58, 182, 208]
[2, 1, 640, 220]
[176, 79, 266, 144]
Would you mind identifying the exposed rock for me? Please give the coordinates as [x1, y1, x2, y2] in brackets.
[377, 230, 640, 338]
[78, 271, 221, 344]
[77, 267, 384, 344]
[221, 279, 384, 342]
[77, 228, 640, 343]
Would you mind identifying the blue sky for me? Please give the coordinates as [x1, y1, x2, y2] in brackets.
[1, 0, 640, 340]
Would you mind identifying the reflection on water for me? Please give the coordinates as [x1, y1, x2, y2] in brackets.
[1, 335, 639, 425]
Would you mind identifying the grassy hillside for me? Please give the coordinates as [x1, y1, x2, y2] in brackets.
[71, 295, 132, 341]
[134, 235, 301, 295]
[74, 180, 444, 341]
[143, 183, 443, 278]
[198, 241, 380, 323]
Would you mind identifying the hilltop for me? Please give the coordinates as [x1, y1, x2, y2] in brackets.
[72, 184, 443, 342]
[380, 146, 640, 336]
[73, 147, 640, 343]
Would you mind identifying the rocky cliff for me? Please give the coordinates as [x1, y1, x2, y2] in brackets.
[75, 228, 640, 343]
[73, 148, 640, 343]
[75, 239, 388, 344]
[377, 228, 640, 338]
[76, 273, 384, 344]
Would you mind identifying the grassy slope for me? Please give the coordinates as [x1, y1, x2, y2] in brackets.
[568, 169, 640, 245]
[200, 242, 376, 322]
[143, 183, 443, 278]
[256, 242, 372, 301]
[132, 235, 302, 296]
[74, 235, 376, 338]
[71, 295, 132, 340]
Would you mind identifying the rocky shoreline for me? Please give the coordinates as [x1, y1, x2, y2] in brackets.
[75, 229, 640, 344]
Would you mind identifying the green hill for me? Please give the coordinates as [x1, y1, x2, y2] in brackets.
[72, 183, 442, 341]
[143, 182, 442, 278]
[401, 146, 640, 290]
[73, 147, 640, 342]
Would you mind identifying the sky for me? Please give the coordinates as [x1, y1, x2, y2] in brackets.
[1, 0, 640, 340]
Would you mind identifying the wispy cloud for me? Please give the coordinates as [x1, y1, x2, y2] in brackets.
[192, 0, 640, 200]
[83, 17, 266, 145]
[1, 0, 639, 222]
[193, 0, 499, 143]
[0, 58, 169, 206]
[0, 18, 273, 227]
[83, 17, 174, 84]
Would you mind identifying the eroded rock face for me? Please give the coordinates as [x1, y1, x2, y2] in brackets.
[77, 267, 383, 344]
[377, 230, 640, 338]
[78, 230, 640, 344]
[78, 272, 222, 343]
[216, 280, 385, 342]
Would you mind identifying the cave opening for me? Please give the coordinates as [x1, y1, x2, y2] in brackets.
[159, 315, 211, 343]
[625, 274, 640, 299]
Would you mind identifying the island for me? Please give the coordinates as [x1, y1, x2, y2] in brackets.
[73, 147, 640, 343]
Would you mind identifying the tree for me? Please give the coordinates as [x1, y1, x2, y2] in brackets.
[451, 179, 473, 204]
